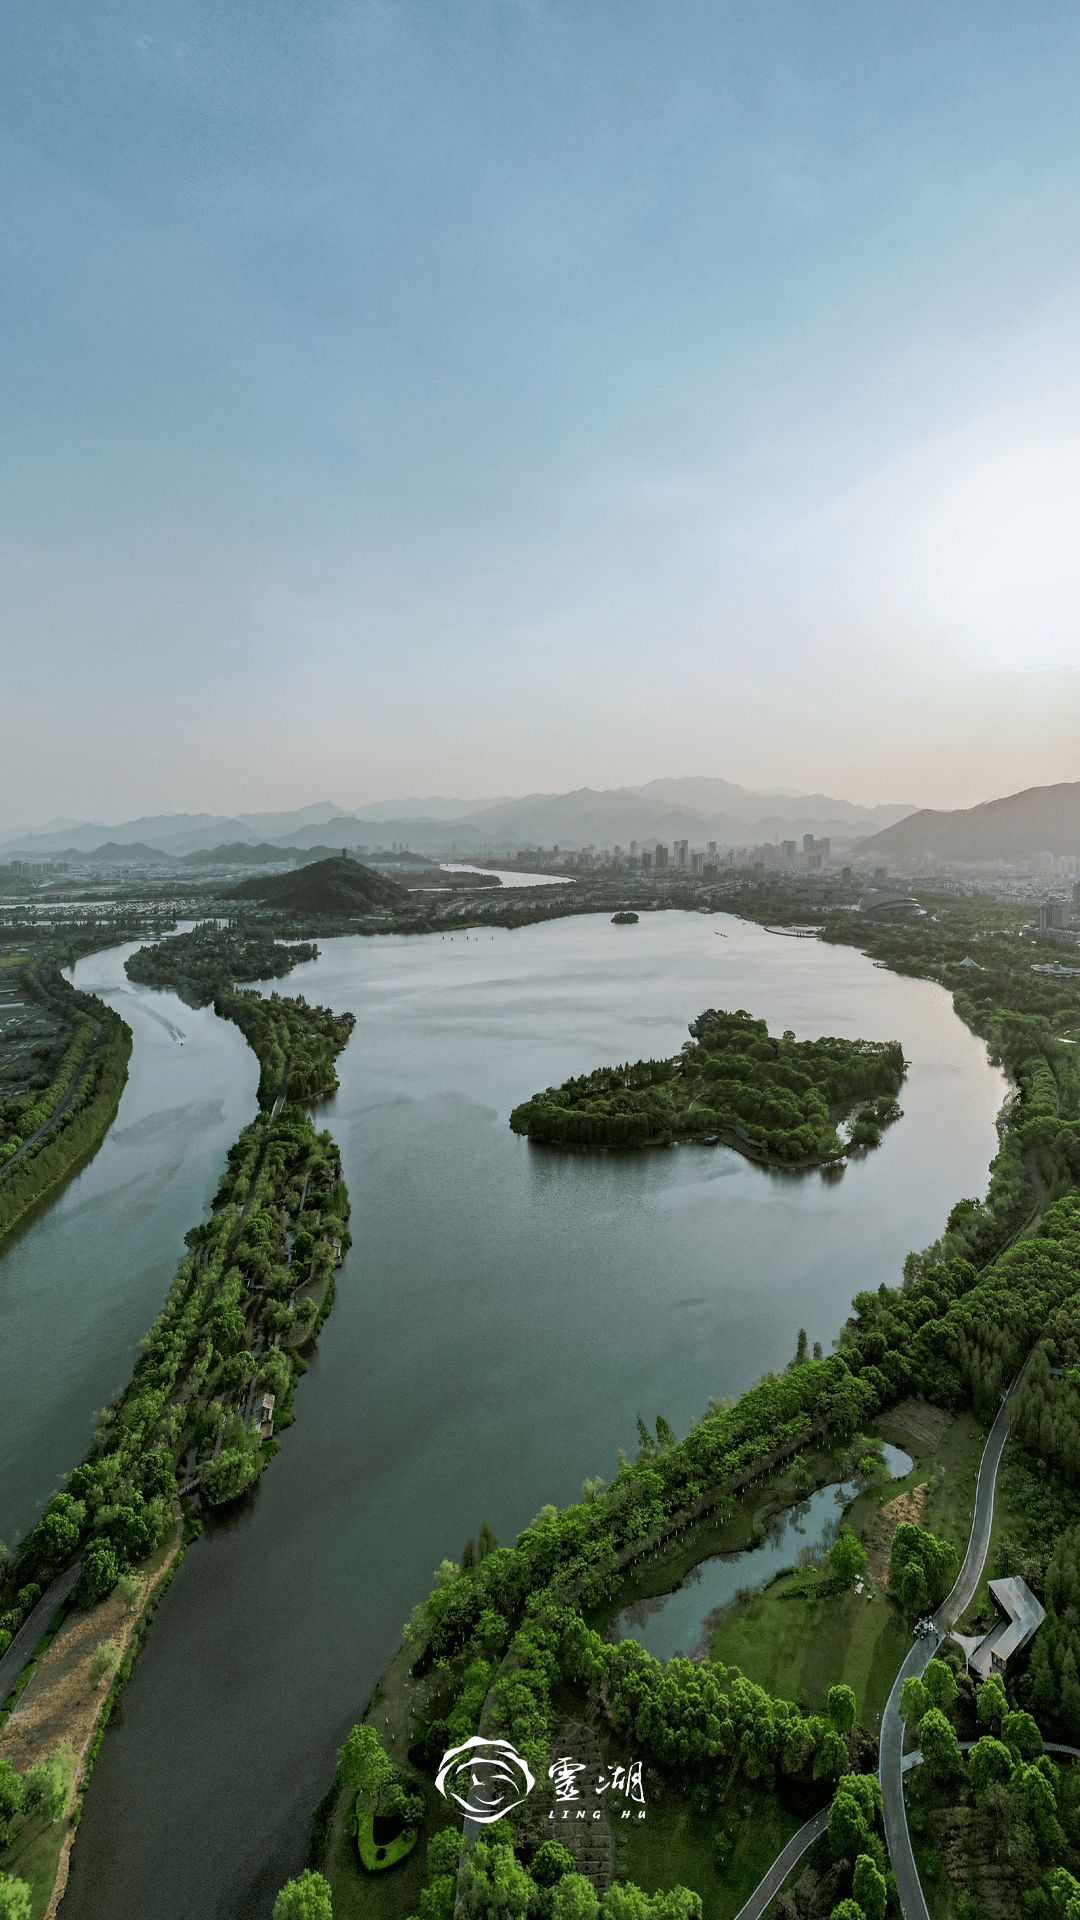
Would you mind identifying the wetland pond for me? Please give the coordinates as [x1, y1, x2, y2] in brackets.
[2, 910, 1001, 1920]
[614, 1444, 913, 1663]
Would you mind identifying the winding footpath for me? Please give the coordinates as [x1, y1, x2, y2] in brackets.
[880, 1376, 1020, 1920]
[734, 1377, 1022, 1920]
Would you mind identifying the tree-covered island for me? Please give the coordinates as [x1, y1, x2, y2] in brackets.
[510, 1008, 905, 1163]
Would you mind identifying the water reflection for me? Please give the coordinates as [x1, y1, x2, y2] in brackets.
[614, 1479, 859, 1664]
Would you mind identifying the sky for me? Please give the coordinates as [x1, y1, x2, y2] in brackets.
[3, 0, 1080, 827]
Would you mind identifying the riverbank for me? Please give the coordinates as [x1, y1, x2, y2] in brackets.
[0, 1520, 184, 1920]
[293, 900, 1080, 1920]
[21, 909, 1013, 1919]
[0, 929, 358, 1914]
[0, 957, 133, 1250]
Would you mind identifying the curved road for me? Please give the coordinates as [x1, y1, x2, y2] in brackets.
[731, 1806, 830, 1920]
[880, 1377, 1021, 1919]
[729, 1375, 1023, 1920]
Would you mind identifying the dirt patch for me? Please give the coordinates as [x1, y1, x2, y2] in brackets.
[0, 1521, 183, 1919]
[878, 1399, 952, 1454]
[866, 1484, 928, 1587]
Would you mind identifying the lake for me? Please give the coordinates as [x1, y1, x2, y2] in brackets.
[3, 909, 1004, 1919]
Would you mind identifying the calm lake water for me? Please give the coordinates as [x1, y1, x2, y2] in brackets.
[4, 910, 1004, 1919]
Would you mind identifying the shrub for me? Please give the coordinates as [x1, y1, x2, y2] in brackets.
[0, 1874, 32, 1920]
[90, 1642, 120, 1688]
[272, 1870, 333, 1920]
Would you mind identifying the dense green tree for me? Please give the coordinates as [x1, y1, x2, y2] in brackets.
[0, 1761, 23, 1846]
[1001, 1708, 1043, 1757]
[0, 1875, 32, 1920]
[967, 1737, 1014, 1791]
[889, 1524, 958, 1613]
[899, 1678, 929, 1729]
[827, 1684, 857, 1737]
[21, 1756, 64, 1822]
[977, 1675, 1008, 1731]
[828, 1901, 865, 1920]
[272, 1870, 332, 1920]
[922, 1659, 957, 1716]
[852, 1853, 887, 1920]
[828, 1528, 867, 1587]
[532, 1843, 576, 1887]
[458, 1834, 534, 1920]
[1014, 1762, 1064, 1858]
[338, 1724, 393, 1795]
[551, 1875, 600, 1920]
[919, 1707, 962, 1781]
[76, 1538, 119, 1608]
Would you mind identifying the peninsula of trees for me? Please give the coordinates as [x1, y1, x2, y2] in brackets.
[509, 1007, 905, 1162]
[0, 955, 131, 1247]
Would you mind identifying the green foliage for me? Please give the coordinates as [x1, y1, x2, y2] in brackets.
[21, 1754, 65, 1822]
[458, 1833, 535, 1920]
[0, 1875, 32, 1920]
[551, 1875, 600, 1920]
[899, 1677, 929, 1728]
[126, 926, 355, 1107]
[90, 1641, 120, 1687]
[828, 1902, 865, 1920]
[828, 1528, 867, 1587]
[338, 1724, 393, 1794]
[967, 1736, 1014, 1790]
[827, 1683, 857, 1736]
[829, 1773, 881, 1860]
[977, 1675, 1008, 1731]
[0, 1761, 23, 1845]
[888, 1524, 959, 1613]
[922, 1658, 957, 1716]
[77, 1539, 119, 1608]
[919, 1706, 962, 1781]
[1001, 1709, 1042, 1756]
[272, 1868, 333, 1920]
[852, 1852, 887, 1920]
[509, 1007, 905, 1163]
[531, 1842, 576, 1887]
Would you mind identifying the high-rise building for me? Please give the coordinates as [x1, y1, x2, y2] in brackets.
[675, 840, 688, 866]
[641, 848, 653, 870]
[655, 845, 669, 870]
[782, 840, 796, 862]
[707, 841, 717, 856]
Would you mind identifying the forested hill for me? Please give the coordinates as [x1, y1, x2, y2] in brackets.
[218, 855, 404, 915]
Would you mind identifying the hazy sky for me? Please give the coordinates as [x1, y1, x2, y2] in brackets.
[4, 1, 1080, 826]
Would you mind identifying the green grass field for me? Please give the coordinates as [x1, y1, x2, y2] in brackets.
[708, 1575, 912, 1731]
[0, 1742, 77, 1920]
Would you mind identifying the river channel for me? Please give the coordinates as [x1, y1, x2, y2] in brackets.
[4, 909, 1005, 1919]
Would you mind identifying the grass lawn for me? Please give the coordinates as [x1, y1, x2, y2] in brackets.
[708, 1576, 911, 1731]
[617, 1764, 805, 1920]
[0, 1741, 77, 1920]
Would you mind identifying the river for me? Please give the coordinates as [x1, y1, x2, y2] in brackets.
[5, 910, 1004, 1919]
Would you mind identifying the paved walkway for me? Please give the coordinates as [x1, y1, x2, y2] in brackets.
[0, 1559, 82, 1705]
[880, 1379, 1020, 1920]
[731, 1806, 830, 1920]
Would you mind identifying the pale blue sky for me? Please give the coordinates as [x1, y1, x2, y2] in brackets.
[3, 2, 1080, 822]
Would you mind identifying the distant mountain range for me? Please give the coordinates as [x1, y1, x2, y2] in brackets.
[0, 780, 917, 862]
[856, 783, 1080, 864]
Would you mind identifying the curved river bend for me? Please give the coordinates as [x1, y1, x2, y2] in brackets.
[2, 911, 1004, 1919]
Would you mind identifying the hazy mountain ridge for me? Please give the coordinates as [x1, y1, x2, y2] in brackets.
[1, 780, 918, 860]
[856, 782, 1080, 862]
